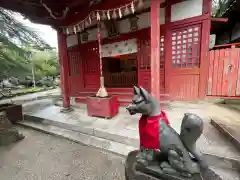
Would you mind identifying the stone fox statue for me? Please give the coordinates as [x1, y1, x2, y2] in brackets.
[126, 86, 208, 179]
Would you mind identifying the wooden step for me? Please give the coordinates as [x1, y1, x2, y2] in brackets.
[75, 96, 87, 104]
[74, 91, 170, 107]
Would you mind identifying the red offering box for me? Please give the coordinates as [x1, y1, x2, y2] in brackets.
[86, 96, 119, 119]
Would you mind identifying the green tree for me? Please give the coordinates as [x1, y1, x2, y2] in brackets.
[31, 50, 59, 79]
[212, 0, 232, 17]
[0, 7, 51, 80]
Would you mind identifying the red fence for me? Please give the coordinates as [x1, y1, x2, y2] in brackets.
[207, 47, 240, 97]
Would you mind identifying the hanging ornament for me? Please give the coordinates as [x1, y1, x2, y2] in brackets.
[81, 22, 85, 31]
[102, 11, 107, 20]
[137, 0, 144, 10]
[118, 8, 122, 18]
[131, 1, 135, 14]
[73, 26, 77, 34]
[89, 15, 92, 24]
[97, 11, 101, 20]
[124, 5, 130, 16]
[66, 28, 69, 35]
[77, 25, 81, 32]
[92, 11, 96, 19]
[85, 19, 89, 27]
[107, 10, 111, 20]
[112, 9, 117, 19]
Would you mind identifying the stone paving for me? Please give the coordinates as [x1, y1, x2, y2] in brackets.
[0, 127, 125, 180]
[24, 101, 240, 160]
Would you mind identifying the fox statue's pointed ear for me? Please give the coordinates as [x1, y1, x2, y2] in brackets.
[139, 87, 149, 101]
[133, 86, 140, 95]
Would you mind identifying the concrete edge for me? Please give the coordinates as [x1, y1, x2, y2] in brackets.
[203, 152, 240, 171]
[23, 114, 139, 148]
[24, 114, 45, 122]
[216, 103, 240, 114]
[16, 122, 129, 159]
[210, 117, 240, 152]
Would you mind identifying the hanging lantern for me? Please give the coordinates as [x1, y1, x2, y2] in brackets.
[107, 10, 111, 20]
[118, 8, 122, 18]
[131, 1, 135, 14]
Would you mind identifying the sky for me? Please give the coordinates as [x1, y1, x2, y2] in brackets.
[15, 14, 58, 49]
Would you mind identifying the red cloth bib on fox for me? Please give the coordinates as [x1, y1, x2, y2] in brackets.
[139, 110, 170, 150]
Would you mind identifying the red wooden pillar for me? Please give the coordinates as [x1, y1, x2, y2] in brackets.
[164, 2, 171, 96]
[150, 0, 161, 101]
[57, 32, 71, 108]
[199, 0, 212, 99]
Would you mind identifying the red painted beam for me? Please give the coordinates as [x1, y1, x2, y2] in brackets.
[211, 17, 228, 22]
[58, 32, 71, 108]
[150, 0, 161, 101]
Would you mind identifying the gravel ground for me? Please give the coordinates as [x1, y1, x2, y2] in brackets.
[0, 127, 125, 180]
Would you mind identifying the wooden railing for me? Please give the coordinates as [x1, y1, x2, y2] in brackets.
[104, 71, 137, 88]
[207, 46, 240, 97]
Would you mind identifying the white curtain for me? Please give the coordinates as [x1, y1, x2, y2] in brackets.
[101, 39, 137, 57]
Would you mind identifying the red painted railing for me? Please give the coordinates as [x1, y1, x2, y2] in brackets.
[104, 71, 137, 88]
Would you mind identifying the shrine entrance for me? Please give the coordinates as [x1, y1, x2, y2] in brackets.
[101, 38, 138, 88]
[103, 53, 138, 88]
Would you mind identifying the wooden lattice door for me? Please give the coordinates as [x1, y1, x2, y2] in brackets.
[68, 50, 83, 96]
[168, 24, 202, 100]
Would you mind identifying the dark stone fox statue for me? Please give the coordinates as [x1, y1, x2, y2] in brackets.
[125, 86, 222, 180]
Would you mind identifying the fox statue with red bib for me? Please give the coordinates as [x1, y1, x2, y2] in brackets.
[125, 86, 222, 180]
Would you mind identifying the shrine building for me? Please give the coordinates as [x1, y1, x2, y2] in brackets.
[1, 0, 212, 108]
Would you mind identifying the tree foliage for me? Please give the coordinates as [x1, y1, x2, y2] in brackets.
[212, 0, 232, 17]
[0, 7, 52, 79]
[31, 50, 59, 79]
